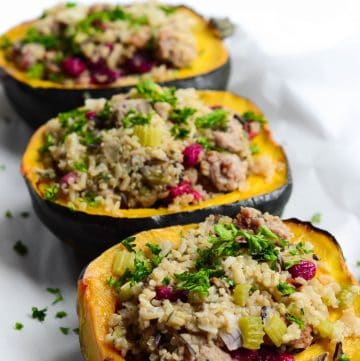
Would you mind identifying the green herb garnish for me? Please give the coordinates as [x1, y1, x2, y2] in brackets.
[158, 5, 179, 14]
[73, 161, 87, 172]
[250, 143, 260, 155]
[73, 327, 79, 335]
[21, 212, 30, 218]
[170, 125, 190, 139]
[31, 307, 47, 322]
[195, 109, 228, 130]
[5, 210, 13, 218]
[135, 80, 176, 105]
[286, 313, 305, 329]
[310, 213, 322, 224]
[175, 269, 212, 295]
[46, 287, 64, 305]
[44, 184, 60, 201]
[338, 355, 351, 361]
[59, 327, 70, 335]
[55, 311, 67, 319]
[23, 27, 59, 49]
[122, 110, 152, 128]
[277, 282, 295, 296]
[170, 107, 196, 124]
[284, 260, 299, 270]
[162, 276, 171, 285]
[242, 111, 266, 125]
[0, 36, 12, 49]
[26, 63, 45, 79]
[146, 243, 163, 266]
[13, 240, 28, 256]
[38, 133, 55, 153]
[14, 322, 24, 330]
[122, 236, 136, 253]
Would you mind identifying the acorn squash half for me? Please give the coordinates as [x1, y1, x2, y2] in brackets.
[0, 6, 230, 128]
[21, 90, 291, 256]
[77, 219, 360, 361]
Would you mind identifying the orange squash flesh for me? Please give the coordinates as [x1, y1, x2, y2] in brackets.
[77, 220, 360, 361]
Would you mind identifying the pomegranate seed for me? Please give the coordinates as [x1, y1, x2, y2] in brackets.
[59, 172, 77, 186]
[288, 260, 316, 280]
[183, 143, 203, 168]
[62, 57, 86, 78]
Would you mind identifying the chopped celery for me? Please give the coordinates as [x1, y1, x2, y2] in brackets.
[118, 282, 133, 302]
[317, 319, 334, 339]
[238, 316, 264, 350]
[337, 286, 357, 308]
[233, 284, 252, 307]
[112, 249, 135, 277]
[264, 313, 287, 347]
[133, 124, 163, 147]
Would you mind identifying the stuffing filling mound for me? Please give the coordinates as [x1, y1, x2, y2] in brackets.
[37, 81, 274, 211]
[105, 207, 360, 361]
[1, 2, 197, 84]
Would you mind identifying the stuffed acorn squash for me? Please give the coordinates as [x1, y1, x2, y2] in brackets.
[0, 2, 229, 127]
[77, 207, 360, 361]
[21, 82, 291, 256]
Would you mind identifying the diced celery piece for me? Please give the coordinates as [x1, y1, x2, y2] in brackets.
[118, 282, 133, 302]
[112, 250, 135, 276]
[317, 319, 334, 339]
[233, 284, 252, 307]
[264, 313, 287, 347]
[338, 286, 357, 308]
[134, 124, 162, 147]
[238, 316, 265, 350]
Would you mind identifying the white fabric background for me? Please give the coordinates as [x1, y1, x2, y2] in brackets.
[0, 1, 359, 360]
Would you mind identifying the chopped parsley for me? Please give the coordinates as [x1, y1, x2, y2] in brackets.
[196, 137, 217, 151]
[284, 260, 299, 270]
[288, 242, 313, 256]
[58, 109, 87, 131]
[38, 133, 55, 153]
[44, 184, 60, 201]
[286, 313, 305, 329]
[122, 110, 152, 128]
[79, 192, 100, 208]
[310, 212, 322, 225]
[195, 109, 228, 130]
[13, 240, 28, 256]
[14, 322, 24, 331]
[121, 236, 136, 253]
[250, 143, 260, 155]
[356, 261, 360, 267]
[31, 307, 47, 322]
[135, 80, 177, 105]
[73, 327, 80, 335]
[338, 355, 351, 361]
[175, 269, 212, 295]
[5, 210, 13, 218]
[59, 327, 70, 335]
[26, 63, 45, 79]
[46, 287, 64, 305]
[242, 111, 266, 125]
[0, 35, 12, 49]
[277, 282, 296, 296]
[97, 101, 112, 120]
[158, 5, 179, 14]
[55, 311, 67, 319]
[73, 161, 87, 172]
[170, 125, 190, 139]
[170, 107, 196, 124]
[146, 243, 163, 266]
[162, 276, 171, 285]
[23, 27, 59, 49]
[66, 2, 77, 8]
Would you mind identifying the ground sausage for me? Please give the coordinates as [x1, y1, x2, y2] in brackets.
[200, 151, 247, 192]
[289, 325, 313, 350]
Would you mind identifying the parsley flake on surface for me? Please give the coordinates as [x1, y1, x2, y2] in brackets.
[14, 322, 24, 331]
[31, 307, 47, 322]
[122, 110, 152, 128]
[5, 210, 13, 218]
[73, 327, 79, 335]
[195, 109, 228, 130]
[13, 240, 28, 256]
[175, 269, 213, 295]
[44, 184, 60, 201]
[55, 311, 68, 319]
[277, 282, 296, 296]
[310, 212, 322, 224]
[135, 80, 176, 105]
[20, 211, 30, 218]
[162, 276, 171, 285]
[59, 327, 70, 335]
[170, 107, 196, 124]
[250, 143, 260, 155]
[170, 125, 190, 139]
[242, 111, 266, 125]
[146, 243, 163, 267]
[121, 236, 136, 252]
[286, 313, 305, 329]
[338, 355, 351, 361]
[46, 288, 64, 304]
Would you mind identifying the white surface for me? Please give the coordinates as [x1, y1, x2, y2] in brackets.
[1, 1, 360, 360]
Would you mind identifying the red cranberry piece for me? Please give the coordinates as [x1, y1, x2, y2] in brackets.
[126, 52, 155, 74]
[92, 20, 108, 31]
[91, 68, 120, 84]
[62, 57, 86, 78]
[183, 143, 203, 168]
[230, 349, 258, 361]
[59, 172, 77, 186]
[244, 122, 260, 139]
[85, 111, 97, 120]
[288, 260, 316, 280]
[155, 286, 188, 302]
[168, 182, 202, 201]
[276, 353, 295, 361]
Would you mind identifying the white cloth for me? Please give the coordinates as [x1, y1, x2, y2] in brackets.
[0, 1, 359, 360]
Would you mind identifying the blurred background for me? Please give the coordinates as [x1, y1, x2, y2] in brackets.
[0, 1, 359, 360]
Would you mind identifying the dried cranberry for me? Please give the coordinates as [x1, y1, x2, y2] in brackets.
[92, 20, 108, 31]
[59, 172, 77, 186]
[168, 181, 202, 201]
[89, 59, 121, 85]
[244, 122, 260, 139]
[230, 348, 258, 361]
[288, 260, 316, 280]
[183, 143, 203, 168]
[85, 111, 97, 120]
[155, 286, 188, 302]
[276, 353, 295, 361]
[62, 57, 86, 78]
[125, 52, 155, 74]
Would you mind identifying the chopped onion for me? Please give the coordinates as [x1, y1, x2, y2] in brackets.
[220, 328, 242, 351]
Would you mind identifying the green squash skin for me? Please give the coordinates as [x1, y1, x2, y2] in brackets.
[2, 60, 230, 128]
[24, 163, 291, 258]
